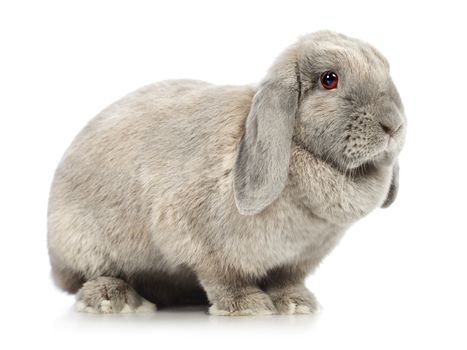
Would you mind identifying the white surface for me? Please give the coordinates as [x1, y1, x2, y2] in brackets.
[0, 1, 466, 349]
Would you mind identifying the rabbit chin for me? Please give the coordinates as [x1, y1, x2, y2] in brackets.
[342, 146, 398, 171]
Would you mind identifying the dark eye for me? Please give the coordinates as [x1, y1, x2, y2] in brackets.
[320, 71, 338, 90]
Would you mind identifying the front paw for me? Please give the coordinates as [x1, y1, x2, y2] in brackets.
[209, 288, 277, 316]
[267, 285, 318, 315]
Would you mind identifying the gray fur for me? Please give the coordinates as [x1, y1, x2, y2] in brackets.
[48, 31, 406, 315]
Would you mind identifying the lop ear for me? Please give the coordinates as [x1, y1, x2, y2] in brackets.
[381, 161, 400, 208]
[233, 50, 300, 215]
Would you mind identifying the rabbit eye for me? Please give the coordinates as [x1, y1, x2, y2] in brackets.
[320, 71, 338, 90]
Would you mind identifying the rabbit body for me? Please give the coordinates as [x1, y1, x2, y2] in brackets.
[48, 31, 404, 315]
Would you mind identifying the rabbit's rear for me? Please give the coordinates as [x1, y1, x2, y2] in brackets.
[48, 81, 255, 311]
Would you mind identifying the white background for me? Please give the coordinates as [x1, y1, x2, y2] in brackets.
[1, 1, 466, 349]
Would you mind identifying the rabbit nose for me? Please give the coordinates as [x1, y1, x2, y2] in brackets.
[379, 122, 394, 136]
[377, 100, 403, 137]
[379, 122, 401, 137]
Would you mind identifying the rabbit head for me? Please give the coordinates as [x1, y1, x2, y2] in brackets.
[233, 31, 406, 215]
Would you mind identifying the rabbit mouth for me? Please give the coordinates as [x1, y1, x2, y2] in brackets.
[294, 137, 395, 173]
[345, 144, 391, 167]
[293, 139, 370, 172]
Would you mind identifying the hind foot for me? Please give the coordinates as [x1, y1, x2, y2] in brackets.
[75, 276, 156, 314]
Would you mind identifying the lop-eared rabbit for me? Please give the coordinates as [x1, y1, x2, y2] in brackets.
[48, 31, 406, 315]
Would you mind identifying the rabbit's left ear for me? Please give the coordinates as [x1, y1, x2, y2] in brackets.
[381, 161, 400, 208]
[233, 49, 300, 215]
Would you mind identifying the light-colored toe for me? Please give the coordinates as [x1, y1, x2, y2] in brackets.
[295, 304, 314, 314]
[209, 304, 275, 316]
[75, 299, 156, 314]
[74, 301, 97, 313]
[134, 299, 157, 313]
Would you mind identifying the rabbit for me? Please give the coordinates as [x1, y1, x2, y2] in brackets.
[47, 30, 406, 316]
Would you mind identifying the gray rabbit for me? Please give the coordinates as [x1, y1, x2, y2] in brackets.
[48, 31, 406, 315]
